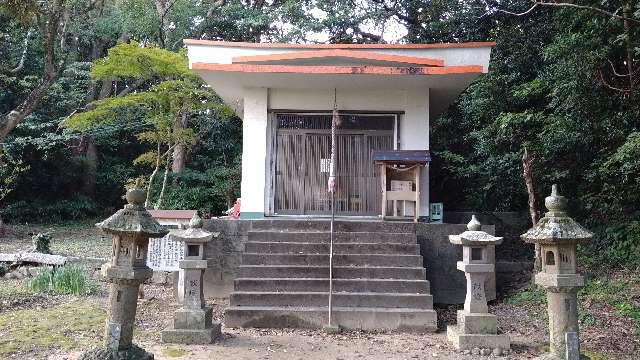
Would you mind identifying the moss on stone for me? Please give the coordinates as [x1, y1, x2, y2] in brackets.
[0, 299, 105, 358]
[161, 346, 186, 357]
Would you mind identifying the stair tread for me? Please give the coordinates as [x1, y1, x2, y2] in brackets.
[245, 242, 417, 246]
[235, 277, 428, 282]
[238, 265, 425, 269]
[242, 253, 420, 256]
[232, 291, 431, 296]
[227, 306, 435, 312]
[248, 230, 415, 234]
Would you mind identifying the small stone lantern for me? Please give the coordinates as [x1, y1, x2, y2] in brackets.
[80, 180, 168, 360]
[522, 185, 592, 359]
[161, 214, 221, 344]
[447, 215, 510, 352]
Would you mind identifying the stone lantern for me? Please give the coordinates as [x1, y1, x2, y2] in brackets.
[522, 185, 592, 359]
[447, 215, 510, 352]
[161, 213, 221, 344]
[80, 180, 168, 360]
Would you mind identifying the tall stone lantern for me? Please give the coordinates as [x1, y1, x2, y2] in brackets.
[522, 185, 592, 360]
[81, 180, 168, 360]
[161, 213, 221, 344]
[447, 215, 510, 352]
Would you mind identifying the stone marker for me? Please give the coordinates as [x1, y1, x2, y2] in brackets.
[521, 185, 592, 360]
[161, 213, 221, 344]
[80, 180, 168, 360]
[565, 332, 579, 360]
[446, 215, 510, 352]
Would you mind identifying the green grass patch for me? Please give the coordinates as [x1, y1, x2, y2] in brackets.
[29, 264, 96, 295]
[161, 347, 187, 357]
[0, 299, 105, 358]
[506, 286, 547, 305]
[581, 277, 640, 335]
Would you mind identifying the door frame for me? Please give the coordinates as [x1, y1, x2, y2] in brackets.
[266, 110, 401, 216]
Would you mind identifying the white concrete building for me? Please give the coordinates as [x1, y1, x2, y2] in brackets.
[184, 40, 493, 219]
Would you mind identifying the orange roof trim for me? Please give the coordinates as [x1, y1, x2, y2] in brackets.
[184, 39, 496, 49]
[232, 49, 445, 67]
[191, 63, 483, 76]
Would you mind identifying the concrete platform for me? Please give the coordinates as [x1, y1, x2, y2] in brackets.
[226, 306, 437, 331]
[446, 325, 510, 350]
[161, 324, 221, 344]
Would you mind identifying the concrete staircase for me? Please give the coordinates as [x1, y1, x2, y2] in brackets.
[224, 220, 437, 331]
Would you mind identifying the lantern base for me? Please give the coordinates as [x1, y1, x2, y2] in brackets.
[161, 324, 221, 344]
[78, 344, 153, 360]
[446, 324, 510, 351]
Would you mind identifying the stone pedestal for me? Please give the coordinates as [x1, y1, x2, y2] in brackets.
[162, 214, 221, 344]
[446, 215, 510, 352]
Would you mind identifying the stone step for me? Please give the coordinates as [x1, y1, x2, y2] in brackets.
[249, 220, 415, 233]
[230, 291, 434, 309]
[233, 278, 430, 293]
[247, 231, 417, 244]
[237, 265, 426, 279]
[241, 253, 424, 267]
[244, 242, 420, 255]
[224, 306, 437, 331]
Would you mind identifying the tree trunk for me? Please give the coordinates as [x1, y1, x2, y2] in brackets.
[145, 142, 162, 208]
[522, 148, 541, 271]
[172, 111, 188, 172]
[623, 1, 635, 93]
[81, 135, 98, 196]
[0, 78, 54, 141]
[155, 146, 172, 210]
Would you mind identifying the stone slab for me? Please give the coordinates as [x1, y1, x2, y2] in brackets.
[225, 306, 437, 331]
[174, 307, 213, 330]
[447, 324, 510, 350]
[161, 323, 221, 344]
[456, 310, 497, 334]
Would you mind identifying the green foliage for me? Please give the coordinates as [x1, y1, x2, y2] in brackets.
[581, 222, 640, 270]
[29, 264, 96, 296]
[91, 42, 193, 81]
[506, 286, 547, 305]
[2, 195, 100, 223]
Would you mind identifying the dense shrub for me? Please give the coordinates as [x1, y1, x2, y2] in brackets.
[1, 195, 101, 223]
[29, 264, 96, 295]
[580, 222, 640, 271]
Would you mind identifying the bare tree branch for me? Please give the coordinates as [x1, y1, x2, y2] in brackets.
[495, 3, 539, 16]
[8, 29, 33, 74]
[535, 1, 640, 24]
[498, 1, 640, 24]
[599, 68, 631, 92]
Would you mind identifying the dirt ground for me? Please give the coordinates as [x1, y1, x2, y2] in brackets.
[1, 222, 639, 360]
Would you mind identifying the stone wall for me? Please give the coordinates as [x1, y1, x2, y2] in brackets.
[416, 223, 497, 304]
[201, 219, 250, 297]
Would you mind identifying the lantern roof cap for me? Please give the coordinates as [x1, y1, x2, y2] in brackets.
[521, 185, 592, 245]
[96, 179, 168, 238]
[170, 213, 218, 243]
[449, 215, 503, 246]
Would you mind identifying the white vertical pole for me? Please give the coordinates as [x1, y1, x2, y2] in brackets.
[327, 89, 338, 327]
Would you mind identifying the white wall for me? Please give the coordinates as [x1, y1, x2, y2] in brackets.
[240, 87, 269, 216]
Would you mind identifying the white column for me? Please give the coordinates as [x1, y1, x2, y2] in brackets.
[401, 88, 430, 218]
[240, 87, 269, 218]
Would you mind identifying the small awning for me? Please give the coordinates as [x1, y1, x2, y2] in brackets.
[372, 150, 431, 165]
